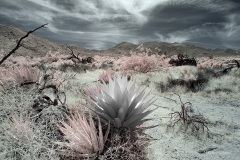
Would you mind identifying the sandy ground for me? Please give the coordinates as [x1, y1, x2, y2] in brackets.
[55, 68, 240, 160]
[145, 94, 240, 160]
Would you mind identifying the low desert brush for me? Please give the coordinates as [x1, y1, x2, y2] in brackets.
[167, 94, 210, 137]
[114, 53, 168, 73]
[0, 66, 40, 88]
[56, 113, 110, 159]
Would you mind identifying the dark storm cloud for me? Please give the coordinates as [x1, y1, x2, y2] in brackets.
[0, 0, 239, 49]
[138, 2, 230, 47]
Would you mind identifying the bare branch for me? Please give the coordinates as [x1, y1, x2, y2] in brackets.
[66, 46, 82, 65]
[198, 147, 218, 154]
[0, 23, 48, 66]
[167, 93, 210, 137]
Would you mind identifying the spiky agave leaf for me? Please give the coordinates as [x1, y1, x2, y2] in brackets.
[56, 113, 110, 157]
[0, 66, 41, 86]
[86, 74, 157, 130]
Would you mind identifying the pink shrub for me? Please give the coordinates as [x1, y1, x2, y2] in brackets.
[40, 51, 69, 63]
[49, 59, 75, 69]
[197, 57, 240, 69]
[0, 53, 34, 68]
[92, 55, 117, 69]
[0, 66, 40, 87]
[99, 69, 116, 83]
[114, 53, 169, 73]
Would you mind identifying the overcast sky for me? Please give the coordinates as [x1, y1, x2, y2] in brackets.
[0, 0, 240, 50]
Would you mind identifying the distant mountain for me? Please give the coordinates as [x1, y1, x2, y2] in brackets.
[108, 41, 240, 57]
[105, 42, 138, 55]
[0, 24, 239, 58]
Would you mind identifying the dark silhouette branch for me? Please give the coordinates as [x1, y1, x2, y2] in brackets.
[0, 23, 48, 66]
[66, 46, 82, 65]
[65, 46, 94, 65]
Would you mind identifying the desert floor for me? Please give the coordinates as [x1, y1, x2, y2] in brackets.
[63, 67, 240, 160]
[1, 53, 240, 160]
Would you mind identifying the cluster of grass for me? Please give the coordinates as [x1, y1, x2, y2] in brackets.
[158, 68, 210, 92]
[136, 65, 239, 94]
[0, 87, 61, 160]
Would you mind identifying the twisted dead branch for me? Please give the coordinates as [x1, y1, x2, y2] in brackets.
[66, 46, 94, 65]
[0, 23, 48, 66]
[167, 93, 210, 137]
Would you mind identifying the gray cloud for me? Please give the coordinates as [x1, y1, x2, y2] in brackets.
[0, 0, 239, 49]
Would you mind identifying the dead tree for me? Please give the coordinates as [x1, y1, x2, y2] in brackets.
[66, 46, 94, 65]
[169, 54, 197, 66]
[0, 23, 48, 66]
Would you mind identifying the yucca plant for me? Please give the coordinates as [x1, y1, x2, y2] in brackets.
[85, 74, 157, 130]
[56, 113, 110, 158]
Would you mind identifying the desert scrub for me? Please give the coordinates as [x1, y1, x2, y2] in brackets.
[59, 63, 91, 73]
[0, 86, 35, 123]
[100, 129, 151, 160]
[0, 92, 63, 159]
[167, 94, 210, 138]
[1, 114, 60, 160]
[0, 84, 68, 159]
[0, 66, 41, 88]
[114, 53, 169, 73]
[205, 74, 240, 93]
[157, 66, 210, 92]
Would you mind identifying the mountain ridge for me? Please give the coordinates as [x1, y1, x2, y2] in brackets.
[0, 24, 239, 57]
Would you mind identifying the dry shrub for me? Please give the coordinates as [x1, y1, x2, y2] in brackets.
[92, 55, 117, 69]
[167, 94, 210, 138]
[197, 57, 240, 69]
[159, 67, 210, 92]
[0, 66, 41, 88]
[114, 53, 169, 73]
[0, 86, 61, 159]
[98, 69, 116, 83]
[0, 86, 34, 123]
[100, 129, 152, 160]
[67, 103, 92, 116]
[7, 113, 33, 143]
[98, 69, 131, 84]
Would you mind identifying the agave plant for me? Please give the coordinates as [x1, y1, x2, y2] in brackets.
[85, 74, 157, 130]
[0, 66, 40, 87]
[56, 113, 110, 158]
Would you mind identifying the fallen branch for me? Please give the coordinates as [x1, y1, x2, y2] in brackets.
[167, 93, 210, 137]
[0, 23, 48, 66]
[198, 147, 218, 154]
